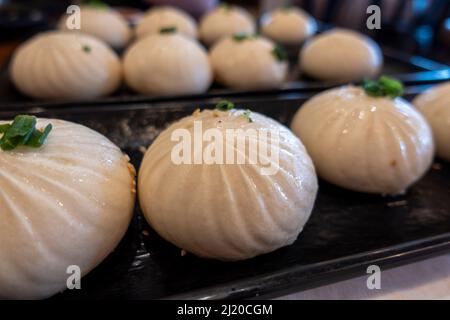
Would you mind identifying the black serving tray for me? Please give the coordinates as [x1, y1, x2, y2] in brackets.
[0, 44, 449, 110]
[1, 85, 449, 300]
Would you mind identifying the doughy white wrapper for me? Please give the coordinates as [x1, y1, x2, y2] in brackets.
[299, 29, 383, 82]
[139, 109, 318, 261]
[291, 86, 434, 195]
[413, 81, 450, 162]
[58, 6, 132, 48]
[0, 119, 135, 299]
[209, 36, 288, 90]
[136, 6, 198, 39]
[261, 7, 317, 45]
[10, 31, 122, 100]
[199, 5, 256, 46]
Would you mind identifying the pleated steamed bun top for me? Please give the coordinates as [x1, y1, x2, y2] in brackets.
[123, 28, 212, 95]
[413, 81, 450, 162]
[261, 6, 318, 45]
[291, 83, 434, 195]
[300, 29, 383, 82]
[136, 6, 198, 39]
[199, 4, 256, 46]
[0, 117, 136, 299]
[139, 107, 318, 261]
[10, 31, 122, 100]
[57, 5, 132, 48]
[209, 35, 288, 90]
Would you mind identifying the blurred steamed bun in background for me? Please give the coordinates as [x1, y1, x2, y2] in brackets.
[136, 6, 198, 39]
[144, 0, 218, 17]
[57, 5, 132, 49]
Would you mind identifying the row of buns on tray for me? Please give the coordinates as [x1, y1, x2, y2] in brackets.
[10, 4, 382, 100]
[1, 78, 449, 299]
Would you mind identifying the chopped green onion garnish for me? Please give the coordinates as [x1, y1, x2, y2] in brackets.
[160, 26, 177, 34]
[82, 44, 91, 53]
[0, 124, 10, 134]
[215, 100, 235, 111]
[232, 33, 259, 42]
[243, 109, 253, 123]
[86, 0, 108, 9]
[362, 76, 404, 98]
[5, 115, 36, 138]
[271, 45, 287, 62]
[281, 4, 293, 11]
[27, 124, 53, 148]
[0, 115, 52, 151]
[363, 80, 383, 96]
[221, 3, 231, 12]
[232, 33, 247, 42]
[378, 76, 404, 97]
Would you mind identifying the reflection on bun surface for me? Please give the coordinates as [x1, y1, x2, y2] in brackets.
[413, 82, 450, 162]
[291, 86, 434, 195]
[0, 118, 135, 299]
[139, 108, 318, 261]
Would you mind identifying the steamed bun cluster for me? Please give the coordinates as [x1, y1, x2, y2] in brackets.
[413, 82, 450, 162]
[12, 5, 388, 100]
[7, 1, 445, 303]
[291, 86, 434, 195]
[10, 31, 122, 100]
[0, 119, 135, 299]
[58, 5, 132, 48]
[139, 109, 318, 261]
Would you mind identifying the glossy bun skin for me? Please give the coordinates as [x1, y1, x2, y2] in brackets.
[291, 86, 434, 195]
[139, 109, 318, 261]
[0, 119, 135, 299]
[413, 82, 450, 162]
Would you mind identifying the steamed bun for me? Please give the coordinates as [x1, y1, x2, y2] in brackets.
[261, 6, 317, 45]
[58, 5, 132, 48]
[136, 6, 198, 39]
[0, 118, 135, 299]
[209, 36, 288, 89]
[10, 31, 122, 100]
[291, 86, 434, 195]
[413, 82, 450, 161]
[123, 32, 212, 95]
[199, 5, 256, 46]
[139, 108, 318, 261]
[300, 29, 383, 82]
